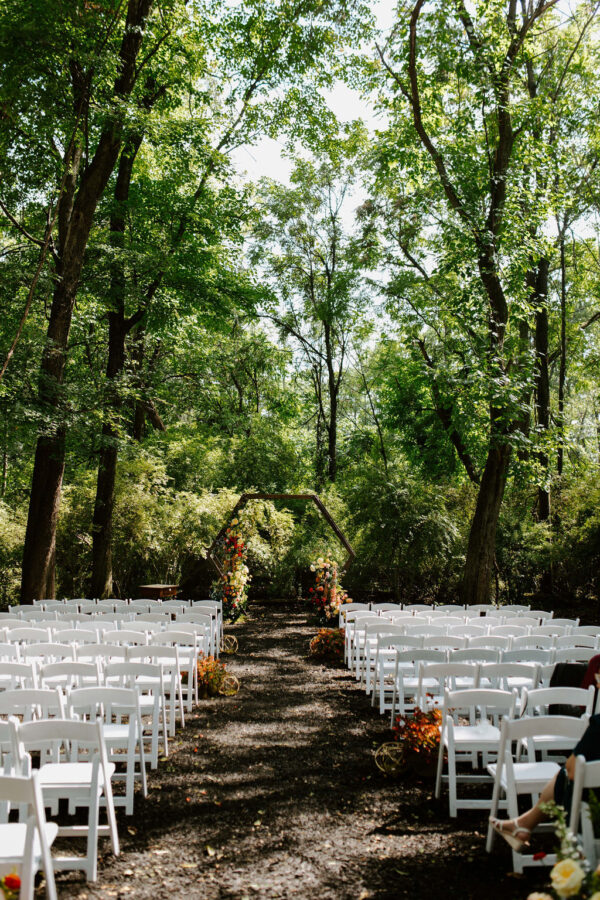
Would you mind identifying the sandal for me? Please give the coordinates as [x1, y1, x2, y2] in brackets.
[489, 817, 531, 852]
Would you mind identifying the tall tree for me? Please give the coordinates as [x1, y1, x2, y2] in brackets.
[372, 0, 600, 603]
[254, 131, 369, 483]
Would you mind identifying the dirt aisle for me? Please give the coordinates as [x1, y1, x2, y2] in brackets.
[57, 602, 543, 899]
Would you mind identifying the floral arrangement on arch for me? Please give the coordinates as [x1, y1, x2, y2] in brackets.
[210, 518, 251, 622]
[0, 874, 21, 900]
[307, 557, 350, 623]
[526, 802, 600, 900]
[309, 627, 345, 664]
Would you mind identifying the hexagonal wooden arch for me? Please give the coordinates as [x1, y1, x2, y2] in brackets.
[207, 493, 355, 576]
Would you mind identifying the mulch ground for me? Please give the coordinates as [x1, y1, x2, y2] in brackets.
[53, 600, 557, 900]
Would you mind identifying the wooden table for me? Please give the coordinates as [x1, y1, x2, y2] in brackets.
[138, 584, 179, 600]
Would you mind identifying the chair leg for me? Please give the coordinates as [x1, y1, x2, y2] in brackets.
[447, 743, 457, 817]
[435, 737, 444, 799]
[86, 791, 100, 882]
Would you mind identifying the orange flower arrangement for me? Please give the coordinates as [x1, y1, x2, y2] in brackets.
[392, 707, 442, 766]
[309, 628, 345, 664]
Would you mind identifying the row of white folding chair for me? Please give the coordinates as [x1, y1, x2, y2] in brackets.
[354, 622, 597, 687]
[395, 661, 541, 719]
[381, 644, 594, 720]
[344, 602, 535, 615]
[383, 644, 572, 723]
[0, 644, 185, 736]
[7, 608, 222, 656]
[0, 660, 168, 771]
[354, 619, 595, 691]
[0, 685, 148, 816]
[384, 618, 579, 637]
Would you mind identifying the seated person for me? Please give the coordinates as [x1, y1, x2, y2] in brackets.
[489, 713, 600, 850]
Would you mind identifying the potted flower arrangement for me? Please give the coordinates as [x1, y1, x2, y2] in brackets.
[389, 706, 442, 776]
[196, 655, 228, 698]
[309, 627, 345, 665]
[307, 557, 350, 623]
[210, 518, 251, 622]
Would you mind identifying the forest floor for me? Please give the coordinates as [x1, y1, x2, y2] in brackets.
[52, 601, 561, 900]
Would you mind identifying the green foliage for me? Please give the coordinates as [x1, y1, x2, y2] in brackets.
[0, 501, 25, 607]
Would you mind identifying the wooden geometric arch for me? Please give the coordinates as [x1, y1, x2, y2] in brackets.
[207, 492, 355, 576]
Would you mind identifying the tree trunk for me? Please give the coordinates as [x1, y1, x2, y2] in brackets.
[91, 135, 144, 598]
[19, 0, 155, 603]
[21, 262, 85, 602]
[327, 392, 337, 482]
[461, 440, 512, 606]
[557, 231, 567, 476]
[534, 258, 550, 521]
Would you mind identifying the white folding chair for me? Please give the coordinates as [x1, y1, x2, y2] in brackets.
[0, 771, 58, 900]
[554, 647, 598, 664]
[489, 625, 527, 639]
[389, 648, 445, 723]
[416, 662, 480, 710]
[511, 635, 554, 651]
[371, 603, 402, 614]
[344, 612, 378, 670]
[479, 663, 539, 698]
[526, 609, 552, 621]
[189, 601, 222, 651]
[555, 634, 597, 649]
[435, 687, 517, 817]
[128, 600, 158, 615]
[67, 686, 147, 816]
[6, 627, 51, 644]
[450, 649, 500, 664]
[367, 628, 411, 701]
[570, 626, 600, 639]
[469, 635, 511, 652]
[10, 717, 120, 882]
[502, 649, 554, 666]
[448, 624, 487, 638]
[422, 635, 467, 650]
[486, 714, 588, 871]
[104, 662, 168, 768]
[570, 755, 600, 868]
[75, 644, 128, 664]
[0, 643, 21, 662]
[127, 646, 183, 736]
[176, 613, 216, 656]
[39, 661, 102, 690]
[358, 622, 405, 687]
[153, 631, 200, 712]
[102, 629, 149, 646]
[0, 688, 65, 722]
[21, 643, 75, 665]
[0, 662, 38, 691]
[338, 601, 369, 628]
